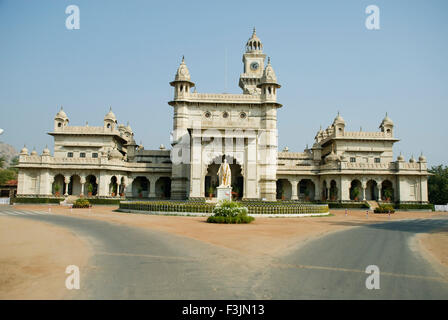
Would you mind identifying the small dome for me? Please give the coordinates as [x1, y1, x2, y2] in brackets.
[325, 145, 340, 162]
[55, 106, 68, 120]
[171, 56, 194, 85]
[419, 153, 427, 162]
[109, 148, 122, 160]
[30, 148, 37, 156]
[283, 146, 289, 152]
[159, 144, 166, 150]
[42, 145, 50, 156]
[20, 145, 28, 155]
[381, 112, 393, 126]
[409, 155, 415, 163]
[259, 57, 279, 85]
[333, 112, 345, 125]
[246, 27, 263, 52]
[104, 107, 116, 122]
[397, 153, 405, 161]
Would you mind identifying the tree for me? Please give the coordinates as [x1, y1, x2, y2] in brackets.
[0, 156, 5, 169]
[0, 169, 16, 185]
[428, 165, 448, 205]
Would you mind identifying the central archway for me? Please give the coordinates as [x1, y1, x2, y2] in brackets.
[204, 155, 243, 199]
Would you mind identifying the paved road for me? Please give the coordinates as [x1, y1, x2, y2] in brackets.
[1, 206, 448, 299]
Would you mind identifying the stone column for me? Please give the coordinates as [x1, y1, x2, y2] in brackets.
[125, 177, 134, 198]
[149, 177, 157, 198]
[64, 176, 70, 196]
[80, 176, 86, 196]
[378, 184, 382, 201]
[362, 181, 367, 201]
[314, 179, 321, 201]
[290, 179, 298, 200]
[326, 188, 330, 200]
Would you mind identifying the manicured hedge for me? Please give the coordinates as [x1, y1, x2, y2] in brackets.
[85, 198, 121, 205]
[11, 197, 63, 204]
[323, 202, 370, 209]
[394, 203, 435, 211]
[119, 200, 329, 215]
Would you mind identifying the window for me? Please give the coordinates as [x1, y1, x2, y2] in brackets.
[350, 157, 356, 163]
[204, 111, 211, 118]
[80, 152, 86, 158]
[58, 122, 62, 127]
[223, 112, 229, 118]
[374, 158, 381, 163]
[240, 112, 247, 119]
[92, 153, 98, 158]
[67, 152, 73, 158]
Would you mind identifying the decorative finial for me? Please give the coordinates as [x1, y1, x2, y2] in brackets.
[60, 106, 63, 111]
[267, 56, 271, 64]
[253, 27, 256, 35]
[86, 121, 88, 126]
[182, 55, 185, 63]
[360, 126, 362, 132]
[109, 106, 112, 112]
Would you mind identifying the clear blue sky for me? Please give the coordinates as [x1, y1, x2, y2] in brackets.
[1, 0, 447, 166]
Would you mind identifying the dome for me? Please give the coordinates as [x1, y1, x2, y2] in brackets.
[55, 106, 68, 120]
[42, 145, 50, 156]
[380, 112, 393, 126]
[419, 153, 427, 162]
[20, 145, 28, 155]
[109, 148, 122, 160]
[397, 153, 405, 161]
[104, 107, 117, 122]
[282, 146, 289, 152]
[170, 56, 195, 86]
[325, 145, 340, 162]
[30, 148, 37, 156]
[246, 27, 263, 52]
[333, 112, 345, 125]
[409, 155, 415, 163]
[258, 58, 281, 88]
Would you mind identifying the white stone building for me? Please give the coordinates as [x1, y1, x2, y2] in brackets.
[16, 29, 429, 203]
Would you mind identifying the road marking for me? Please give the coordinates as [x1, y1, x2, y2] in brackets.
[96, 251, 199, 262]
[273, 263, 448, 283]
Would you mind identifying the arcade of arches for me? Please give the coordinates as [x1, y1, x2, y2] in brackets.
[276, 177, 395, 202]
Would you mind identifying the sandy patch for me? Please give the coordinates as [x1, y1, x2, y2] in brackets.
[417, 227, 448, 279]
[0, 216, 91, 299]
[13, 204, 448, 259]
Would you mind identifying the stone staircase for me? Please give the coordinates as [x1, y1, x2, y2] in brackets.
[366, 200, 379, 210]
[60, 195, 79, 206]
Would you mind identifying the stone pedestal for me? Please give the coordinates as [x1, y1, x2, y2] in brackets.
[217, 186, 232, 201]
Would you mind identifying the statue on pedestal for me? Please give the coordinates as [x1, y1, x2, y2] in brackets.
[217, 158, 231, 187]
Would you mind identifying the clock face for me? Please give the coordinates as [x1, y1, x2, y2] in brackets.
[250, 61, 259, 71]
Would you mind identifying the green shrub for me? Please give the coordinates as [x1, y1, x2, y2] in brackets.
[11, 197, 63, 204]
[72, 198, 91, 208]
[87, 198, 121, 205]
[207, 200, 253, 224]
[374, 204, 395, 214]
[326, 202, 370, 209]
[394, 203, 434, 211]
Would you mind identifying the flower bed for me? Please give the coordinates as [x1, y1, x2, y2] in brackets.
[119, 200, 329, 215]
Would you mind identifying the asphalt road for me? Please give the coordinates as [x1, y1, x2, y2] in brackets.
[1, 206, 448, 299]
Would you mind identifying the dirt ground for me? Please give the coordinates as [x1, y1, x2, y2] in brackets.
[2, 204, 447, 299]
[12, 205, 448, 259]
[417, 226, 448, 277]
[0, 216, 91, 300]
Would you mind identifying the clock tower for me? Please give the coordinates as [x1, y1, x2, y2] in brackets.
[239, 28, 267, 94]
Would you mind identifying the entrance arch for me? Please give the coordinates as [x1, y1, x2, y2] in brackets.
[204, 155, 243, 199]
[349, 179, 362, 201]
[156, 177, 171, 199]
[132, 176, 149, 198]
[276, 179, 292, 200]
[68, 175, 81, 196]
[299, 179, 316, 201]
